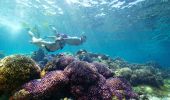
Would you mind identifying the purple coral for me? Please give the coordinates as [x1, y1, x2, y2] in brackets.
[70, 75, 112, 100]
[44, 55, 75, 71]
[87, 75, 112, 100]
[57, 55, 75, 69]
[12, 71, 69, 100]
[106, 77, 139, 100]
[70, 85, 85, 98]
[92, 62, 113, 78]
[64, 61, 100, 85]
[11, 54, 139, 100]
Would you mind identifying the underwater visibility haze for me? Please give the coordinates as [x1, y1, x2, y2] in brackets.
[0, 0, 170, 100]
[0, 0, 170, 66]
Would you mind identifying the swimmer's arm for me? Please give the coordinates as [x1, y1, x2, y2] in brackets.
[43, 36, 56, 40]
[63, 36, 81, 40]
[47, 36, 56, 38]
[63, 37, 82, 45]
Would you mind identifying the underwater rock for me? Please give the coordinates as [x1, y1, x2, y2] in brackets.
[76, 49, 110, 63]
[76, 49, 88, 55]
[64, 61, 100, 85]
[44, 55, 75, 72]
[92, 62, 113, 78]
[40, 54, 56, 66]
[76, 49, 93, 63]
[0, 55, 41, 94]
[106, 77, 139, 100]
[31, 49, 59, 68]
[31, 48, 45, 62]
[76, 50, 119, 71]
[12, 71, 69, 100]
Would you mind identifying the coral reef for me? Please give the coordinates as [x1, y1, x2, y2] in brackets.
[31, 48, 57, 68]
[76, 50, 125, 70]
[130, 68, 163, 87]
[106, 77, 138, 100]
[66, 61, 113, 100]
[3, 49, 168, 99]
[111, 59, 163, 87]
[76, 49, 93, 63]
[31, 48, 45, 62]
[161, 68, 170, 79]
[115, 67, 132, 80]
[12, 71, 69, 100]
[92, 62, 113, 78]
[0, 55, 41, 94]
[64, 61, 100, 85]
[12, 59, 138, 100]
[133, 80, 170, 100]
[76, 49, 110, 63]
[76, 50, 164, 88]
[44, 55, 75, 72]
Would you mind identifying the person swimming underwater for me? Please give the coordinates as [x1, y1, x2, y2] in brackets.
[28, 29, 86, 52]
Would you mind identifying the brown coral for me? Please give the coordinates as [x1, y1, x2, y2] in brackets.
[0, 55, 41, 94]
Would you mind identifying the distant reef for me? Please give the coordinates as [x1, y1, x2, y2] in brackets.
[0, 49, 170, 100]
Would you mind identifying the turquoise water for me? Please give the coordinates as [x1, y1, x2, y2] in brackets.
[0, 0, 170, 67]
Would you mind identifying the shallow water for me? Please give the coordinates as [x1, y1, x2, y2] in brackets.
[0, 1, 170, 99]
[0, 0, 170, 67]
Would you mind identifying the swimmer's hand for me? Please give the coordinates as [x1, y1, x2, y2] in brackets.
[81, 35, 87, 43]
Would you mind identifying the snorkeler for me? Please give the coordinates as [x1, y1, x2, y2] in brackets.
[28, 29, 86, 52]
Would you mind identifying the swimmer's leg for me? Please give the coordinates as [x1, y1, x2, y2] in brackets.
[28, 30, 35, 38]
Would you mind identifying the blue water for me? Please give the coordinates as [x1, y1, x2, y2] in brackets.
[0, 0, 170, 67]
